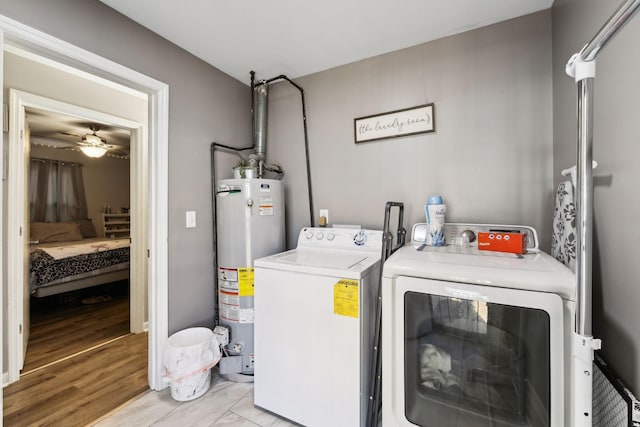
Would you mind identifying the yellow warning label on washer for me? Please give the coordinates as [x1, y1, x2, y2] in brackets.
[238, 268, 254, 296]
[334, 279, 359, 318]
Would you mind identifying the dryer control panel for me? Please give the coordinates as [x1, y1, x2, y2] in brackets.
[297, 227, 382, 253]
[412, 223, 538, 251]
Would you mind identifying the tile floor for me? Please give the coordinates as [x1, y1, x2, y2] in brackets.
[93, 369, 298, 427]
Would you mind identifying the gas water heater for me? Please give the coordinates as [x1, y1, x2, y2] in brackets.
[214, 72, 288, 380]
[216, 178, 284, 377]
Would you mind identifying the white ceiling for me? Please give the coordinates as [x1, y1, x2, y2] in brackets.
[99, 0, 554, 83]
[27, 107, 131, 156]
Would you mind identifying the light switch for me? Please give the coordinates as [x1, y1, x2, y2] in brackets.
[186, 211, 197, 228]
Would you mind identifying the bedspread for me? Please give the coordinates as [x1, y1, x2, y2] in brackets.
[40, 238, 129, 260]
[30, 238, 130, 291]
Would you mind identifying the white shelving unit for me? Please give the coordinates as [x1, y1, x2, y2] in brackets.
[103, 213, 130, 238]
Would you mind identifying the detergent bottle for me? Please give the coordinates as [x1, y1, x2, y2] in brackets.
[425, 195, 446, 246]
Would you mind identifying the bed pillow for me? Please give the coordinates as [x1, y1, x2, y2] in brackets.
[76, 218, 98, 238]
[30, 221, 84, 243]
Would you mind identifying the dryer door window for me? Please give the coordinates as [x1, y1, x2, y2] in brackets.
[403, 289, 554, 427]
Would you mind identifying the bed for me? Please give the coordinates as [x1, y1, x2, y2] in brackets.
[29, 220, 130, 298]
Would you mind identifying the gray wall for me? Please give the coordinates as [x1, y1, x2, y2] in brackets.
[267, 11, 554, 250]
[0, 0, 250, 333]
[553, 0, 640, 395]
[10, 0, 636, 402]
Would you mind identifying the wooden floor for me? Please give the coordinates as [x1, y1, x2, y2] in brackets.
[4, 286, 148, 426]
[24, 291, 130, 373]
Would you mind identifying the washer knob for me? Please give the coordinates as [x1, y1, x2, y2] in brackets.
[327, 233, 335, 241]
[353, 230, 367, 246]
[305, 231, 314, 239]
[316, 232, 324, 240]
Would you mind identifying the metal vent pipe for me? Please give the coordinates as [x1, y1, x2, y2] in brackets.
[253, 83, 269, 165]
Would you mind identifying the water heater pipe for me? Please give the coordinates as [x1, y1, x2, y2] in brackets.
[211, 71, 315, 323]
[253, 72, 315, 226]
[253, 83, 269, 166]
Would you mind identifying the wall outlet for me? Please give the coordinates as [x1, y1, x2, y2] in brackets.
[319, 209, 329, 226]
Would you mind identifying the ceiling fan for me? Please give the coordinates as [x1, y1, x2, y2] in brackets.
[59, 125, 129, 158]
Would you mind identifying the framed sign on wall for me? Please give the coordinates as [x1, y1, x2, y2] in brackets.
[354, 103, 435, 144]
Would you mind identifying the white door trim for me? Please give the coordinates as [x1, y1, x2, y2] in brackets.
[7, 90, 147, 382]
[0, 15, 169, 391]
[6, 90, 28, 380]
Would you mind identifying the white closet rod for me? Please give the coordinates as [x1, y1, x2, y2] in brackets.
[566, 0, 640, 339]
[565, 1, 640, 425]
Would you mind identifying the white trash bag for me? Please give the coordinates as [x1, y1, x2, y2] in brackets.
[163, 327, 222, 401]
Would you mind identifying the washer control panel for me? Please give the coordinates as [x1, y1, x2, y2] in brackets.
[298, 227, 382, 252]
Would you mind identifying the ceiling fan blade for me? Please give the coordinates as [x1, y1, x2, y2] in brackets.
[59, 131, 81, 137]
[104, 143, 127, 150]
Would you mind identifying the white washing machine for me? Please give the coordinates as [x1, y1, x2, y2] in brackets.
[382, 223, 576, 427]
[254, 227, 383, 427]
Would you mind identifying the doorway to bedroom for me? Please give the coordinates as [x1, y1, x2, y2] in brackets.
[24, 105, 135, 373]
[3, 47, 148, 384]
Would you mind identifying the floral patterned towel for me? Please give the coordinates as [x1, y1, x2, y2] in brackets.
[551, 181, 576, 271]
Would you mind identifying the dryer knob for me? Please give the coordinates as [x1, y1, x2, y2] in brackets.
[327, 233, 335, 241]
[460, 230, 476, 244]
[316, 232, 324, 240]
[305, 231, 314, 239]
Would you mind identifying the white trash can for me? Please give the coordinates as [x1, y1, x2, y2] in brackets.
[163, 327, 221, 401]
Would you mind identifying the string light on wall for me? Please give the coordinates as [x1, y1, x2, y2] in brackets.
[29, 123, 129, 159]
[30, 141, 128, 160]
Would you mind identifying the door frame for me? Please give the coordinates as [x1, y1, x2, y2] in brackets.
[0, 15, 169, 391]
[7, 89, 147, 380]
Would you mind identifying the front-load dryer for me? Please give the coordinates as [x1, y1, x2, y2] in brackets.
[382, 223, 575, 427]
[254, 227, 383, 427]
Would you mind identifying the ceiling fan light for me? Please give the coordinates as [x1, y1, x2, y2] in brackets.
[80, 145, 107, 158]
[83, 134, 102, 144]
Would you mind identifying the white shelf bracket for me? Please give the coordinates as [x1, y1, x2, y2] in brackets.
[566, 51, 596, 82]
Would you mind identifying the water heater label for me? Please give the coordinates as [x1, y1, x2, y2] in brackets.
[238, 268, 254, 296]
[334, 279, 359, 318]
[220, 303, 239, 322]
[239, 308, 254, 323]
[259, 196, 274, 216]
[219, 289, 239, 305]
[260, 183, 271, 192]
[219, 267, 238, 283]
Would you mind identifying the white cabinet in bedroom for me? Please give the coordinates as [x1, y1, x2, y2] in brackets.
[103, 213, 130, 238]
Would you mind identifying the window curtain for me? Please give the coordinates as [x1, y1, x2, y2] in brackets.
[29, 158, 88, 222]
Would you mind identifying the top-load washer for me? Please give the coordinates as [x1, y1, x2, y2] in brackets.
[253, 227, 383, 427]
[382, 223, 576, 427]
